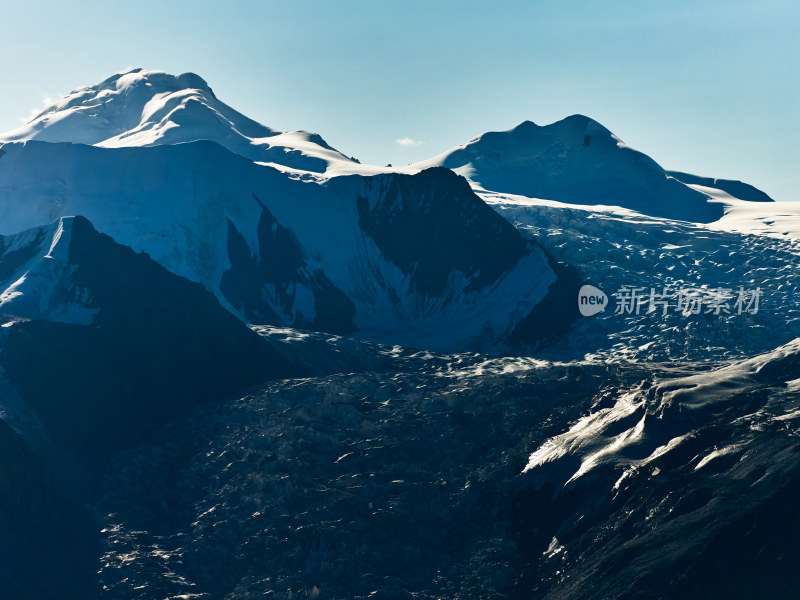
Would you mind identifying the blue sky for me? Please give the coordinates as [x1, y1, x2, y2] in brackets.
[1, 0, 796, 200]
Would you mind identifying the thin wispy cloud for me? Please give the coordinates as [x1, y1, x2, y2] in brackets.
[19, 94, 57, 124]
[395, 137, 423, 147]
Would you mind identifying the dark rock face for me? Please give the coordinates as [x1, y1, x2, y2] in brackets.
[510, 469, 800, 600]
[0, 419, 98, 600]
[510, 249, 582, 346]
[667, 478, 800, 600]
[509, 349, 800, 600]
[355, 167, 528, 297]
[220, 197, 355, 335]
[1, 216, 300, 459]
[221, 215, 284, 324]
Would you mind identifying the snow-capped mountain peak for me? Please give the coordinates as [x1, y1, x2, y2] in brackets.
[419, 114, 641, 175]
[474, 114, 615, 146]
[413, 114, 732, 222]
[1, 68, 355, 173]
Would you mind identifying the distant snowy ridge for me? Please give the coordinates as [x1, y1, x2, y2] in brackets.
[413, 116, 766, 222]
[1, 69, 777, 214]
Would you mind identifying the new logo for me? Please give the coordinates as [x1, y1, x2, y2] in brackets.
[578, 284, 607, 317]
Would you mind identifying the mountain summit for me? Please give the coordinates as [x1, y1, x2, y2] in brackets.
[1, 68, 355, 173]
[415, 115, 750, 222]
